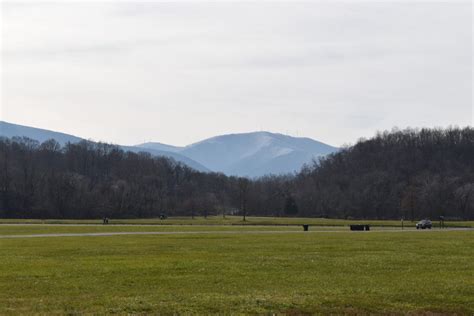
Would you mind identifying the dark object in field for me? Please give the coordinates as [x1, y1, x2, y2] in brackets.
[102, 217, 109, 225]
[350, 224, 370, 231]
[416, 219, 432, 229]
[159, 214, 167, 220]
[439, 216, 445, 229]
[302, 224, 309, 231]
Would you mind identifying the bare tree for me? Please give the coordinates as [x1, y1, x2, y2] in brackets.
[238, 178, 250, 221]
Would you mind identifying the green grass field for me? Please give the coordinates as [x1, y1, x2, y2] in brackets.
[1, 215, 473, 228]
[0, 223, 473, 314]
[0, 224, 304, 236]
[0, 223, 415, 236]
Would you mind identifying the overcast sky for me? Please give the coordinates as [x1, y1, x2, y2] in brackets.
[1, 1, 472, 147]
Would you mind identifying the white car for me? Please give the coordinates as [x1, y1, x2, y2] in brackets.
[416, 219, 432, 229]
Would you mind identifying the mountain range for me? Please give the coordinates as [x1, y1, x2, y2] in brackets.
[0, 121, 338, 177]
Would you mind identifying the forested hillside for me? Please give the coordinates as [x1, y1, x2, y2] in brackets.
[0, 138, 238, 219]
[293, 127, 474, 220]
[1, 127, 473, 220]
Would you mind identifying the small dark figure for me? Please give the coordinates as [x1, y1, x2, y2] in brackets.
[439, 216, 445, 229]
[103, 217, 109, 225]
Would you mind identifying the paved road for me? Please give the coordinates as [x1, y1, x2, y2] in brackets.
[0, 223, 273, 227]
[0, 228, 471, 239]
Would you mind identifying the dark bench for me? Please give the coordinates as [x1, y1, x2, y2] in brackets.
[350, 224, 370, 231]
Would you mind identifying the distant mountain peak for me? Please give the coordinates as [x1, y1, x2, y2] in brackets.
[138, 131, 338, 177]
[147, 131, 339, 177]
[1, 122, 338, 177]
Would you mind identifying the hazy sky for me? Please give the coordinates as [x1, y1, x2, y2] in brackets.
[1, 1, 472, 147]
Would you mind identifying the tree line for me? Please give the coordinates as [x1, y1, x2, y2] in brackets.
[0, 127, 473, 220]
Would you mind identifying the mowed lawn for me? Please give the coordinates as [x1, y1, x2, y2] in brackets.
[0, 224, 304, 236]
[1, 216, 473, 228]
[0, 229, 473, 314]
